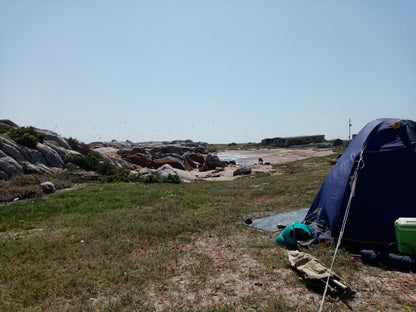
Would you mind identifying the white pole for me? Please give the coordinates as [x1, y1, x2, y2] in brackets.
[349, 119, 352, 140]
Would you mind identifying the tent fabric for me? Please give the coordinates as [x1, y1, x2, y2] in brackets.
[304, 118, 416, 248]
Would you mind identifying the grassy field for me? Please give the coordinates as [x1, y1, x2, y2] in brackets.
[1, 156, 415, 311]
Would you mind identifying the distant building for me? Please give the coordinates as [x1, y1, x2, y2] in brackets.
[260, 135, 325, 147]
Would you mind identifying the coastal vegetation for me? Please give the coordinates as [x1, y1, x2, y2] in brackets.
[1, 126, 45, 149]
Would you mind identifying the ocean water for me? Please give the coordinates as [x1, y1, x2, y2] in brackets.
[217, 152, 256, 165]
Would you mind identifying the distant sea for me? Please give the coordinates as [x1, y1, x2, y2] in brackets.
[217, 152, 256, 165]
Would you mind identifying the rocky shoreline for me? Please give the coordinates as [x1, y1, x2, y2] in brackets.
[0, 120, 243, 183]
[0, 120, 334, 185]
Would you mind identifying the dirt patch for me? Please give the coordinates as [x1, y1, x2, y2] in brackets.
[143, 230, 321, 311]
[141, 228, 416, 311]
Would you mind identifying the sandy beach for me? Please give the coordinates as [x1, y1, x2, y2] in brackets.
[192, 148, 334, 181]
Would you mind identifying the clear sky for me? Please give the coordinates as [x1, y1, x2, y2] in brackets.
[1, 1, 415, 143]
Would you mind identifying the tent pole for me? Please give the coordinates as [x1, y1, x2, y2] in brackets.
[318, 151, 364, 311]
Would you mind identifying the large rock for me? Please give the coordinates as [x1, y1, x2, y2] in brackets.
[24, 148, 49, 166]
[0, 170, 8, 180]
[233, 166, 252, 176]
[138, 167, 154, 177]
[1, 138, 74, 168]
[36, 143, 64, 168]
[160, 145, 184, 155]
[48, 145, 81, 160]
[149, 146, 161, 154]
[204, 154, 224, 170]
[104, 140, 134, 150]
[169, 140, 209, 153]
[95, 140, 209, 160]
[123, 153, 153, 168]
[129, 147, 147, 155]
[95, 150, 130, 168]
[109, 141, 211, 172]
[37, 129, 71, 149]
[0, 119, 19, 130]
[23, 164, 43, 174]
[162, 153, 185, 162]
[41, 181, 56, 194]
[186, 152, 205, 165]
[1, 140, 48, 167]
[0, 151, 23, 178]
[0, 139, 28, 163]
[37, 128, 79, 162]
[155, 164, 176, 178]
[183, 153, 198, 170]
[155, 164, 194, 183]
[152, 156, 186, 170]
[173, 169, 194, 183]
[89, 142, 105, 149]
[93, 147, 120, 158]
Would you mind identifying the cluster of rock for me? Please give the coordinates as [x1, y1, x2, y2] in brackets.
[0, 120, 81, 180]
[89, 140, 231, 182]
[0, 120, 252, 183]
[93, 140, 226, 170]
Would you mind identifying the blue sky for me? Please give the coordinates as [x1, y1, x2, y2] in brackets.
[1, 1, 415, 143]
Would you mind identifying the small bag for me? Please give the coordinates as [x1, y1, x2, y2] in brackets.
[275, 221, 314, 248]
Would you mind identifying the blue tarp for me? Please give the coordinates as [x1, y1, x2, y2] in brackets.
[244, 208, 309, 232]
[304, 118, 416, 248]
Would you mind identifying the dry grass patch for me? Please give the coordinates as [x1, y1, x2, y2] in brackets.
[140, 227, 321, 311]
[0, 173, 73, 203]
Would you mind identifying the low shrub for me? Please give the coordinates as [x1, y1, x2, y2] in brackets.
[96, 159, 119, 176]
[99, 168, 134, 183]
[64, 151, 113, 173]
[8, 127, 45, 148]
[0, 124, 12, 134]
[64, 154, 90, 170]
[163, 173, 181, 184]
[66, 137, 90, 155]
[0, 119, 17, 134]
[141, 173, 180, 184]
[141, 174, 162, 183]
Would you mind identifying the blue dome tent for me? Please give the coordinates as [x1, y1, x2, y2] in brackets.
[304, 118, 416, 249]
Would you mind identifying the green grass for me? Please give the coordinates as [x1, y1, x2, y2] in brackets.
[1, 157, 331, 233]
[0, 156, 415, 311]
